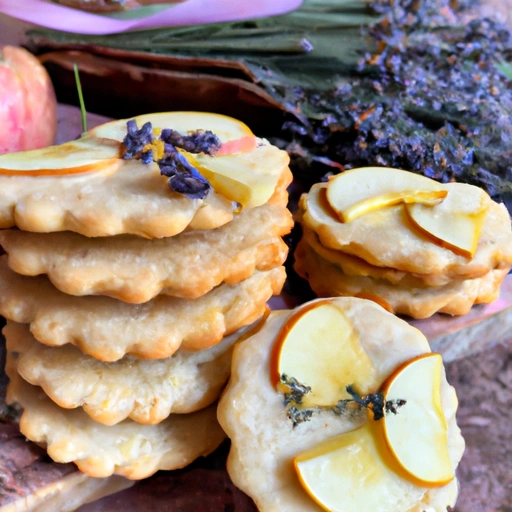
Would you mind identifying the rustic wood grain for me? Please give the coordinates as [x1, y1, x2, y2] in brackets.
[448, 340, 512, 512]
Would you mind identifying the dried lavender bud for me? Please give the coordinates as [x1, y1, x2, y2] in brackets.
[122, 120, 154, 161]
[334, 385, 406, 421]
[385, 398, 407, 416]
[160, 128, 221, 155]
[158, 147, 212, 200]
[167, 168, 211, 199]
[280, 374, 311, 406]
[281, 378, 407, 427]
[272, 2, 512, 212]
[287, 406, 314, 428]
[122, 120, 213, 200]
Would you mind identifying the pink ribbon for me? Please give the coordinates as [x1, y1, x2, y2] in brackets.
[0, 0, 304, 35]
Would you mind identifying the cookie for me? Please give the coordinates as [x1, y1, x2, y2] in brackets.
[217, 299, 465, 512]
[0, 203, 292, 303]
[300, 221, 409, 285]
[301, 183, 512, 280]
[5, 320, 246, 425]
[0, 257, 284, 360]
[295, 238, 507, 318]
[6, 366, 225, 480]
[0, 113, 291, 238]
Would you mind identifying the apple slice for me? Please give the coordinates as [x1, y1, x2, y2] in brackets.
[295, 424, 425, 512]
[184, 144, 288, 208]
[405, 182, 490, 258]
[270, 301, 379, 407]
[216, 136, 258, 156]
[90, 111, 253, 144]
[379, 353, 454, 487]
[326, 167, 447, 223]
[0, 136, 122, 176]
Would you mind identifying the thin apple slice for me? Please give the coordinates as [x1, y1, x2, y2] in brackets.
[380, 353, 454, 487]
[270, 301, 379, 407]
[405, 182, 490, 258]
[185, 144, 288, 208]
[295, 424, 425, 512]
[0, 136, 122, 176]
[90, 111, 253, 144]
[216, 136, 258, 156]
[326, 167, 447, 223]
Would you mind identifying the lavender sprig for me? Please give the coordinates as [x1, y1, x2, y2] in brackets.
[122, 120, 222, 200]
[122, 120, 154, 163]
[158, 146, 211, 200]
[160, 128, 221, 155]
[280, 376, 407, 428]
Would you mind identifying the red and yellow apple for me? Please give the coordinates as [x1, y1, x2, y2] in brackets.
[0, 46, 57, 155]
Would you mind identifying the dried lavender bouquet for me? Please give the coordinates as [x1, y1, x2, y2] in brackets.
[29, 0, 512, 210]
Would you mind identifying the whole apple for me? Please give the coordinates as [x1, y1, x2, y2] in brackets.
[0, 46, 57, 154]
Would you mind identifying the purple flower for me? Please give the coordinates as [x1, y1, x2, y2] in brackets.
[122, 120, 213, 200]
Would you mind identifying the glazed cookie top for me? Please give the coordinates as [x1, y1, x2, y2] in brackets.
[0, 112, 290, 238]
[218, 298, 465, 512]
[301, 171, 512, 279]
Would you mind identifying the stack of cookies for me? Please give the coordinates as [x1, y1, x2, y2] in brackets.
[295, 168, 512, 319]
[0, 112, 292, 481]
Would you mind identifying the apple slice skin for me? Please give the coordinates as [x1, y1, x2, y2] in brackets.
[379, 353, 454, 488]
[353, 293, 394, 313]
[326, 167, 448, 223]
[216, 136, 258, 156]
[0, 159, 121, 176]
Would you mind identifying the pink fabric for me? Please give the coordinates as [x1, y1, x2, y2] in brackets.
[0, 0, 303, 34]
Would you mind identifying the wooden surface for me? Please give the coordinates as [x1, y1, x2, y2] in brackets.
[412, 275, 512, 362]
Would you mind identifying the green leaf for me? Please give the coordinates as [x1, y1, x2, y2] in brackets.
[73, 63, 88, 134]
